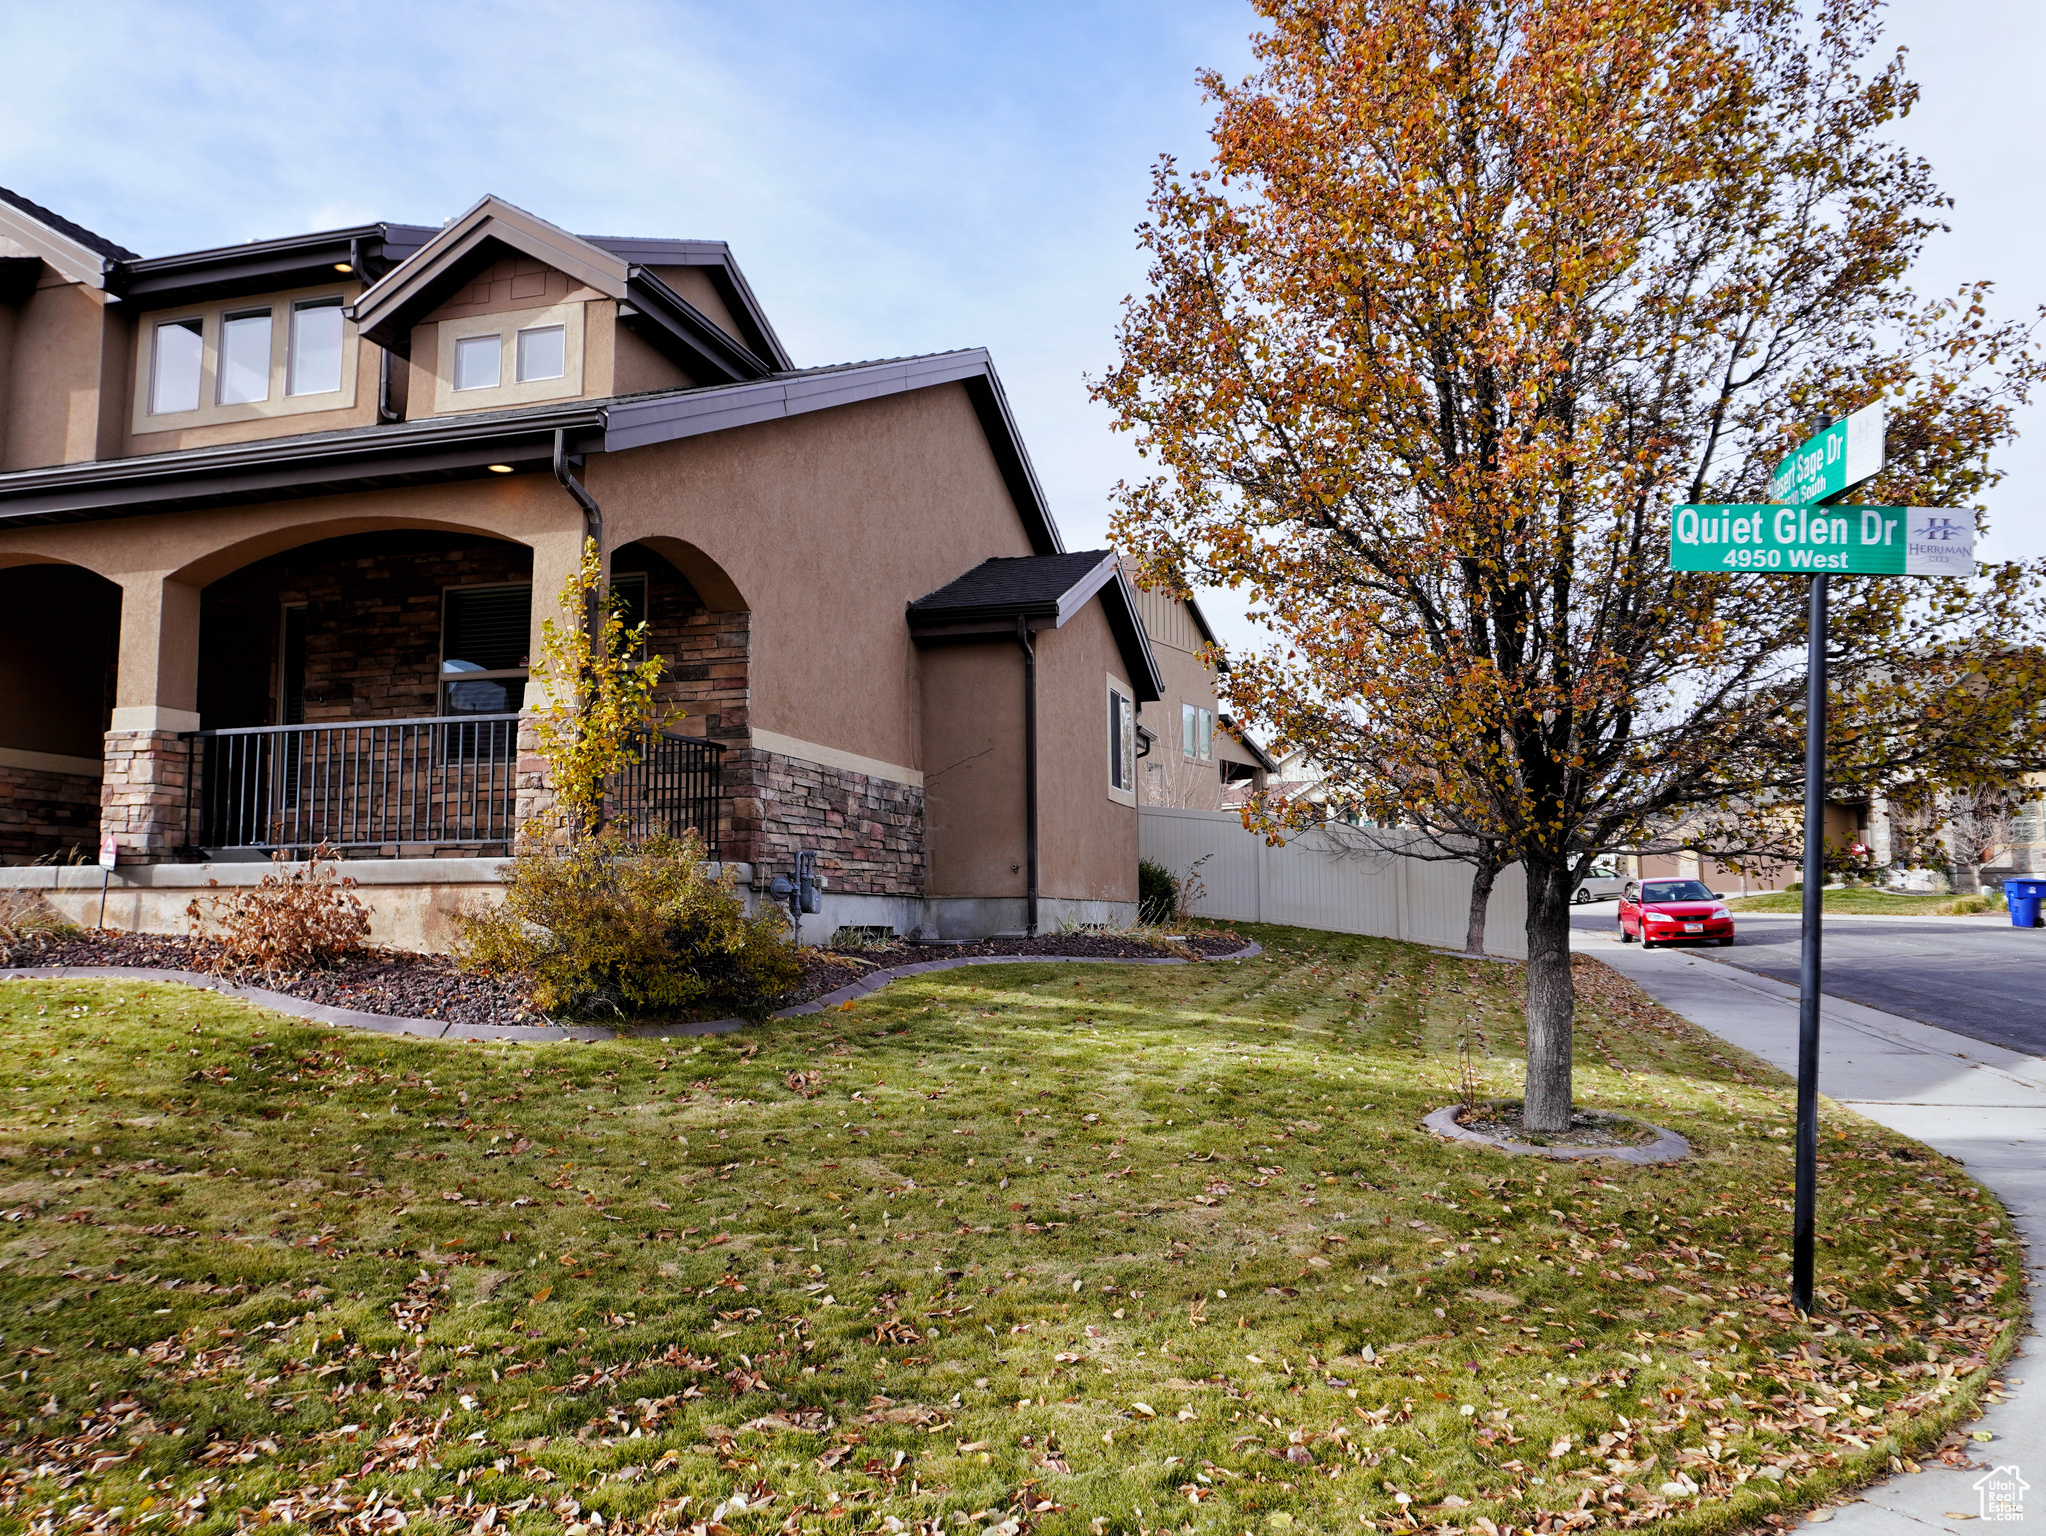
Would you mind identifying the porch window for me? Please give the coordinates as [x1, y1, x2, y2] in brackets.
[440, 583, 531, 715]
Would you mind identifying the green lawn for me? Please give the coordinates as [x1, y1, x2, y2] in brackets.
[0, 927, 2022, 1536]
[1726, 888, 2001, 916]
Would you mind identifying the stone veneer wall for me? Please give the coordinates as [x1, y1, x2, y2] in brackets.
[721, 747, 924, 897]
[101, 732, 192, 864]
[0, 762, 102, 864]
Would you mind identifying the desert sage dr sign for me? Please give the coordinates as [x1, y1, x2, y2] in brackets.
[1668, 503, 1974, 575]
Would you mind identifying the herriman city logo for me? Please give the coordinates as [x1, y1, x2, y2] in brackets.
[1912, 513, 1969, 544]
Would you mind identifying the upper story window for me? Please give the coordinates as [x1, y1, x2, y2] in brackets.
[517, 324, 566, 382]
[149, 318, 204, 414]
[132, 282, 360, 435]
[1182, 702, 1214, 761]
[453, 334, 502, 392]
[218, 309, 273, 404]
[288, 298, 345, 396]
[431, 302, 586, 415]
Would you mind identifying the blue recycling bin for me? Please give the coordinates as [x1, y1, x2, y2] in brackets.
[2005, 878, 2046, 928]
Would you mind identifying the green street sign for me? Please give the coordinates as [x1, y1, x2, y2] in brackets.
[1766, 400, 1885, 506]
[1669, 503, 1974, 576]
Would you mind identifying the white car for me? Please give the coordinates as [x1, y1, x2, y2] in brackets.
[1572, 864, 1627, 904]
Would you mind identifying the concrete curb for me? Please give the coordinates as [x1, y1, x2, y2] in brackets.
[1420, 1103, 1691, 1164]
[0, 942, 1264, 1046]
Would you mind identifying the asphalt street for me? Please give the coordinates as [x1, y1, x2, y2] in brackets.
[1570, 901, 2046, 1058]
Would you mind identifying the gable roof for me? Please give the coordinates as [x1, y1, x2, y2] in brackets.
[0, 186, 137, 287]
[0, 186, 138, 263]
[910, 551, 1121, 626]
[909, 551, 1164, 702]
[347, 195, 788, 380]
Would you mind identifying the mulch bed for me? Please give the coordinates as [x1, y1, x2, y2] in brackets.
[2, 927, 1249, 1032]
[1, 929, 546, 1029]
[1456, 1099, 1657, 1149]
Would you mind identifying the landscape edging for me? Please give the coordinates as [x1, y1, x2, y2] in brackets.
[0, 941, 1264, 1045]
[1420, 1102, 1691, 1164]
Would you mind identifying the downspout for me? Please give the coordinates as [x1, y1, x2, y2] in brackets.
[1017, 617, 1038, 937]
[355, 238, 401, 426]
[552, 427, 607, 834]
[552, 426, 605, 638]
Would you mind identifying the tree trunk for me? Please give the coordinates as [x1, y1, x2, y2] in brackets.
[1465, 842, 1503, 955]
[1522, 856, 1577, 1133]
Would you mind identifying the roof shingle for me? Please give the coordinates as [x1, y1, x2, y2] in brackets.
[0, 186, 138, 262]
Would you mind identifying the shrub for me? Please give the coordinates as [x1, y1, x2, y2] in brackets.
[0, 891, 74, 964]
[1938, 893, 1999, 915]
[1138, 859, 1178, 926]
[454, 830, 802, 1019]
[185, 849, 372, 974]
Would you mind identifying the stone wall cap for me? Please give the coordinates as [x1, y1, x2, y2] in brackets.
[0, 857, 511, 890]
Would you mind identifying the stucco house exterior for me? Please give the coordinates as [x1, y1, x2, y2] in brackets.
[0, 188, 1221, 942]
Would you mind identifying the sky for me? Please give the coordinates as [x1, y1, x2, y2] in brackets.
[3, 0, 2040, 661]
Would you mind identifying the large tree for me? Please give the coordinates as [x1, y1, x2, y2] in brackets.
[1096, 0, 2046, 1129]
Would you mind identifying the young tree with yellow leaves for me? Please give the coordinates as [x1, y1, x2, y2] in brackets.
[1096, 0, 2046, 1130]
[528, 537, 674, 841]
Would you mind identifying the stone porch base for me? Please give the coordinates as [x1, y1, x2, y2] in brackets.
[0, 859, 1137, 951]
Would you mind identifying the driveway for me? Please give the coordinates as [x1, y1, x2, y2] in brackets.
[1570, 900, 2046, 1058]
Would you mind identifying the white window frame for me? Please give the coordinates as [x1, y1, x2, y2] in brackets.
[431, 300, 586, 414]
[452, 333, 504, 392]
[1182, 702, 1214, 761]
[1107, 678, 1136, 806]
[216, 306, 276, 405]
[147, 315, 206, 416]
[286, 296, 347, 398]
[516, 323, 567, 382]
[130, 282, 360, 436]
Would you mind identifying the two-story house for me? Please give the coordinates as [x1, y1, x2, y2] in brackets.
[0, 189, 1189, 941]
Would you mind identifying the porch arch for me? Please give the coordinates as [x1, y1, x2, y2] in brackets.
[0, 559, 121, 863]
[622, 535, 747, 615]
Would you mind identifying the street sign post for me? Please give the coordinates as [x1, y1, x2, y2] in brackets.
[1667, 402, 1971, 1319]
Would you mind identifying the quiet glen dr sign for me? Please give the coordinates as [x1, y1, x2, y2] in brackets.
[1668, 503, 1974, 576]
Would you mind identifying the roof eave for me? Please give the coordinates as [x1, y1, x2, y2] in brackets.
[620, 267, 773, 384]
[0, 406, 605, 525]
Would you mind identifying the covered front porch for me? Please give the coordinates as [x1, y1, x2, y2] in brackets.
[0, 524, 749, 870]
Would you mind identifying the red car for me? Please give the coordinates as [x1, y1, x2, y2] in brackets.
[1618, 878, 1735, 948]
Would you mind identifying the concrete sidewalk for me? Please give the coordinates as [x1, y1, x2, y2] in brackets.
[1573, 928, 2043, 1535]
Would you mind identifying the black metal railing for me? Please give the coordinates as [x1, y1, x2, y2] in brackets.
[607, 730, 725, 858]
[183, 717, 722, 855]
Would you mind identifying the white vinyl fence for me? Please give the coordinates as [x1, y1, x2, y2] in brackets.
[1138, 805, 1527, 959]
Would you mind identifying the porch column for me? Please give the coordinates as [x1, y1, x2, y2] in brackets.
[102, 574, 201, 865]
[514, 529, 595, 843]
